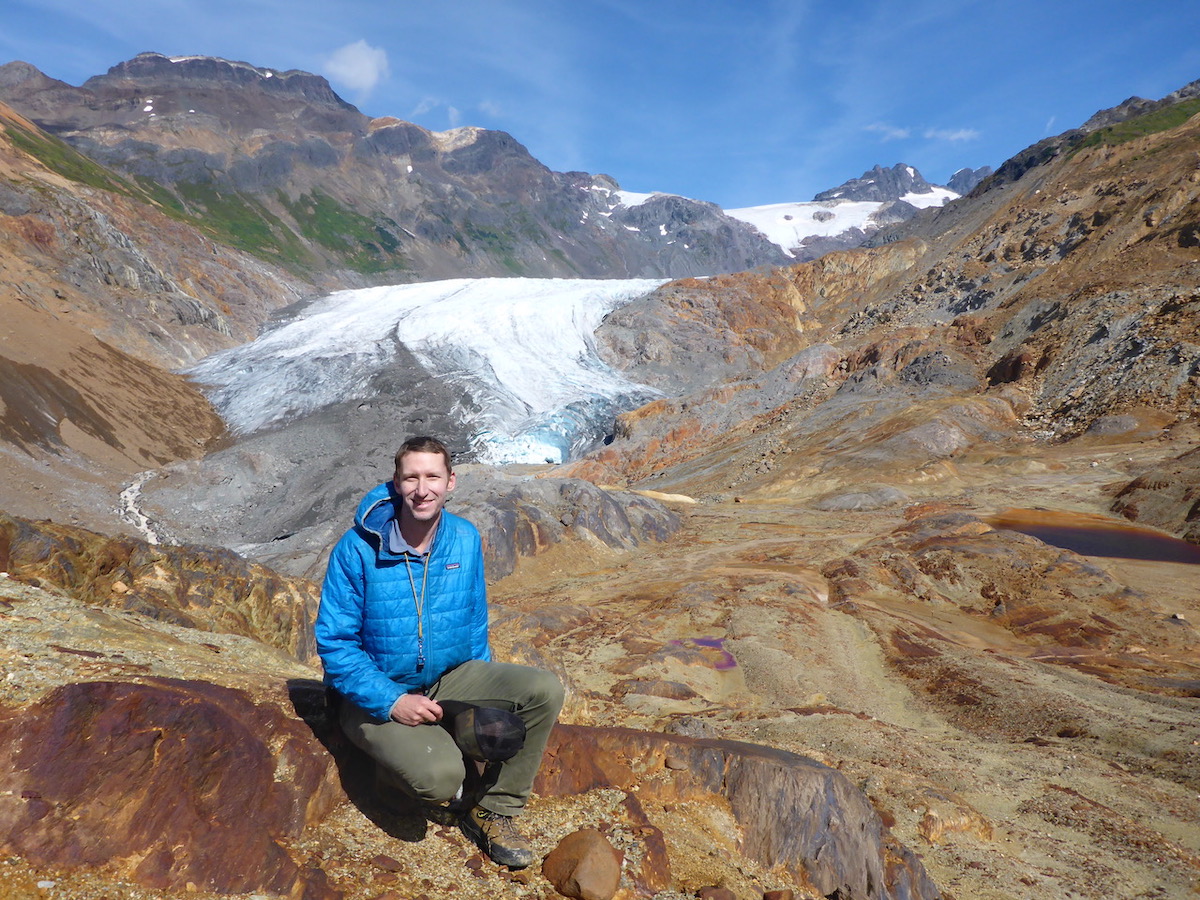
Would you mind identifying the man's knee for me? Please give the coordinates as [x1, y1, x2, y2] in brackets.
[385, 754, 466, 804]
[527, 667, 565, 712]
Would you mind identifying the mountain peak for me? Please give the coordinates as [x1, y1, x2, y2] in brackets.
[82, 51, 356, 110]
[813, 162, 936, 202]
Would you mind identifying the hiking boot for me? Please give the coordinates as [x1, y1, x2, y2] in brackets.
[459, 805, 533, 868]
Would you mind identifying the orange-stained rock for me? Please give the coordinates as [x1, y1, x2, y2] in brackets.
[536, 724, 939, 900]
[542, 828, 622, 900]
[0, 511, 321, 662]
[619, 792, 672, 895]
[0, 678, 342, 898]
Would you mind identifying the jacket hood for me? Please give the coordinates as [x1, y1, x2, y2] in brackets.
[354, 481, 399, 550]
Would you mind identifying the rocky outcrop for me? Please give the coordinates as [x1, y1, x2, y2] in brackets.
[815, 163, 941, 203]
[0, 511, 321, 662]
[451, 467, 681, 580]
[1112, 442, 1200, 544]
[0, 678, 342, 898]
[946, 166, 993, 196]
[536, 725, 940, 900]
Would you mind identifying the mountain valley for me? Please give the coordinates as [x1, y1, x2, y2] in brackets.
[0, 53, 1199, 900]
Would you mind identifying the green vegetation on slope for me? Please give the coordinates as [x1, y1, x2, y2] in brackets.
[176, 181, 313, 269]
[1075, 98, 1200, 151]
[278, 190, 408, 274]
[4, 119, 410, 277]
[4, 122, 141, 198]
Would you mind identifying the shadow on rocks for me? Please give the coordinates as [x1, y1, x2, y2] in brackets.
[287, 678, 429, 843]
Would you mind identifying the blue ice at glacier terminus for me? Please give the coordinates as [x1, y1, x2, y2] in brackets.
[186, 277, 667, 465]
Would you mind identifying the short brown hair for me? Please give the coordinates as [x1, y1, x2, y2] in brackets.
[394, 435, 453, 476]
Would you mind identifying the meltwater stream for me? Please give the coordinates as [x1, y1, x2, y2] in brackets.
[187, 277, 667, 465]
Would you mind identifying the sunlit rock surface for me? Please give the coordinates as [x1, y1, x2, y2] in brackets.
[0, 511, 321, 662]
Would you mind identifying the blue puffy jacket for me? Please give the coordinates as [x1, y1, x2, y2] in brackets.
[315, 481, 491, 721]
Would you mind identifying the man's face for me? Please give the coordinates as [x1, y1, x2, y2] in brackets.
[395, 450, 456, 523]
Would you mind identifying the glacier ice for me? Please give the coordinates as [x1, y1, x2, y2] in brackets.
[186, 277, 666, 465]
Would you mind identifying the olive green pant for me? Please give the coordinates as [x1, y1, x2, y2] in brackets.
[340, 660, 564, 817]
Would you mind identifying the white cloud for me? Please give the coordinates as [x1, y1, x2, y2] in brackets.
[1044, 115, 1057, 133]
[323, 39, 389, 96]
[923, 127, 980, 142]
[477, 99, 503, 118]
[866, 123, 912, 141]
[410, 97, 439, 117]
[448, 106, 462, 128]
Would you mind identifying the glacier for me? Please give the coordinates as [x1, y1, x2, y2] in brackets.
[725, 188, 958, 257]
[186, 277, 667, 465]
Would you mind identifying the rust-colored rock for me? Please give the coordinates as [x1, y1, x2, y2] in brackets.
[0, 678, 341, 898]
[542, 828, 623, 900]
[619, 792, 672, 895]
[696, 886, 737, 900]
[536, 724, 939, 900]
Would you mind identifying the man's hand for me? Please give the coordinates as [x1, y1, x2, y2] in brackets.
[389, 692, 443, 726]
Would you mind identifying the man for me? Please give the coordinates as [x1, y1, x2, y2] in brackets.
[316, 436, 564, 868]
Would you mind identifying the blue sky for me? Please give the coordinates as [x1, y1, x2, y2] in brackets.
[3, 0, 1199, 209]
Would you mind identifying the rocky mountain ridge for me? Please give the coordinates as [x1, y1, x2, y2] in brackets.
[0, 52, 791, 285]
[727, 163, 992, 263]
[813, 162, 987, 203]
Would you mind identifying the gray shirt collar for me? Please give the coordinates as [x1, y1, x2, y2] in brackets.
[388, 515, 439, 557]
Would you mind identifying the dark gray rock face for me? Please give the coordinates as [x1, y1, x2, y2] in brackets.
[814, 163, 937, 202]
[451, 466, 681, 578]
[946, 165, 993, 195]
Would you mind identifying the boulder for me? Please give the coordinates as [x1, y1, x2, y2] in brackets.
[542, 828, 623, 900]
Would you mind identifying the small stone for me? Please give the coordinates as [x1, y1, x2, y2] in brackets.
[764, 890, 795, 900]
[37, 882, 56, 890]
[371, 853, 403, 872]
[111, 580, 129, 594]
[663, 753, 688, 770]
[543, 828, 622, 900]
[697, 887, 736, 900]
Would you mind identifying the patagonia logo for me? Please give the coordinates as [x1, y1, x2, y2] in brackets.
[445, 562, 461, 570]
